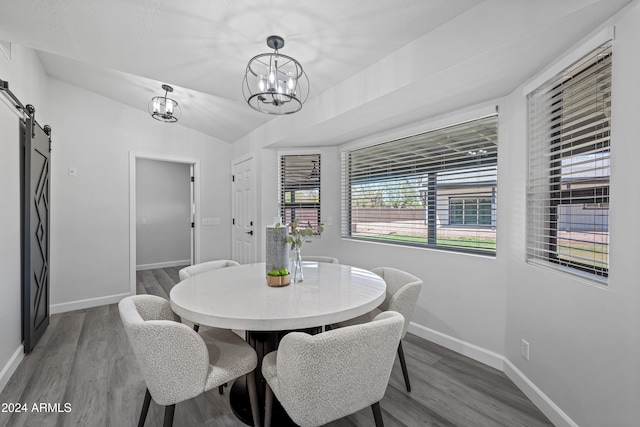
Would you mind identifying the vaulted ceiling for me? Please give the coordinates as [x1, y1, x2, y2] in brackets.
[0, 0, 632, 146]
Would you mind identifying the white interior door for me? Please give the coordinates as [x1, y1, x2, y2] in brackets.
[232, 156, 256, 264]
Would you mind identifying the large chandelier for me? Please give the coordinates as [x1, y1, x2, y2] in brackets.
[243, 36, 309, 115]
[149, 84, 181, 123]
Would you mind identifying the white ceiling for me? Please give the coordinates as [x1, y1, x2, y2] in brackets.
[0, 0, 632, 145]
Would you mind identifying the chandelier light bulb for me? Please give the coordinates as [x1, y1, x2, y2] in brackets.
[286, 73, 294, 89]
[269, 68, 276, 85]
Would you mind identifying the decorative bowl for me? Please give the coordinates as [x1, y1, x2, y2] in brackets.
[266, 274, 291, 287]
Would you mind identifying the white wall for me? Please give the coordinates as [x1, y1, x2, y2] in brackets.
[503, 5, 640, 427]
[47, 78, 233, 312]
[136, 158, 191, 269]
[233, 3, 640, 426]
[0, 44, 50, 391]
[255, 113, 508, 361]
[0, 45, 233, 391]
[2, 3, 639, 423]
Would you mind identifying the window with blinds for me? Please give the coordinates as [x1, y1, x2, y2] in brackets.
[280, 154, 321, 230]
[341, 115, 498, 255]
[527, 41, 611, 281]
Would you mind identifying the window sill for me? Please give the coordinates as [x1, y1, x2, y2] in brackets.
[526, 259, 608, 288]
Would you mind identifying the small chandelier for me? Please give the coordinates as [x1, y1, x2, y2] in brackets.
[149, 84, 181, 123]
[243, 35, 309, 115]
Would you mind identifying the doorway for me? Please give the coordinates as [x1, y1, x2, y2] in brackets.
[232, 155, 257, 264]
[129, 152, 200, 295]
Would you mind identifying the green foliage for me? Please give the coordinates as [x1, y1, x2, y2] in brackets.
[365, 233, 496, 250]
[275, 218, 324, 251]
[352, 177, 425, 208]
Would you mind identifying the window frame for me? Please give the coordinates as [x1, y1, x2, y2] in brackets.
[341, 114, 498, 256]
[526, 40, 612, 282]
[279, 153, 322, 232]
[448, 196, 494, 227]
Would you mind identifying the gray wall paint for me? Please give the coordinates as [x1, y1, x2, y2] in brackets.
[136, 159, 191, 269]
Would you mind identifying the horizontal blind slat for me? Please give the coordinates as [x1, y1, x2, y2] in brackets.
[526, 41, 610, 280]
[342, 115, 498, 254]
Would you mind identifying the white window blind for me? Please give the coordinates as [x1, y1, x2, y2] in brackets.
[341, 115, 498, 255]
[280, 154, 321, 230]
[527, 41, 611, 280]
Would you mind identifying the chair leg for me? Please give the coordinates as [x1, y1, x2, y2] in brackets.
[193, 324, 200, 332]
[398, 341, 411, 392]
[371, 401, 385, 427]
[264, 381, 274, 427]
[137, 388, 152, 427]
[163, 404, 175, 427]
[247, 371, 261, 427]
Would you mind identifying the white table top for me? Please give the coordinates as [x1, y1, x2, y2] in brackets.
[170, 262, 386, 331]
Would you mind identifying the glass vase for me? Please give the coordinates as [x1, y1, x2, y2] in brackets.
[292, 247, 304, 282]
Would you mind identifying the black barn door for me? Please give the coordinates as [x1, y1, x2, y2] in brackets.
[22, 116, 51, 353]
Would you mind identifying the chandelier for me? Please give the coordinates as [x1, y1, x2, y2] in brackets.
[149, 84, 181, 123]
[243, 35, 309, 115]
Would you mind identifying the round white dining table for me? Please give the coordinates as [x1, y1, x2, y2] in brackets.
[170, 261, 386, 331]
[169, 261, 386, 426]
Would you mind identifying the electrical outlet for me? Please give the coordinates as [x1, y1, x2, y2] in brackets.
[521, 339, 530, 361]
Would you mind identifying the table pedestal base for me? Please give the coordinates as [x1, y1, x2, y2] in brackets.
[230, 328, 321, 426]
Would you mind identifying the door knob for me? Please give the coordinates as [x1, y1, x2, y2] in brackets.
[246, 230, 254, 235]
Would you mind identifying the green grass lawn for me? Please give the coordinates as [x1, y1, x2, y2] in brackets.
[558, 243, 608, 269]
[357, 233, 606, 268]
[361, 233, 497, 250]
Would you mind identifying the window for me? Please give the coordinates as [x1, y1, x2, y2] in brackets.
[280, 154, 321, 230]
[341, 115, 498, 255]
[449, 197, 493, 226]
[527, 41, 611, 280]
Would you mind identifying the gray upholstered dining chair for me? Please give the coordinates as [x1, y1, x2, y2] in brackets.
[118, 295, 261, 427]
[300, 255, 339, 263]
[178, 259, 240, 281]
[178, 259, 239, 333]
[262, 311, 404, 427]
[178, 259, 241, 394]
[332, 267, 423, 392]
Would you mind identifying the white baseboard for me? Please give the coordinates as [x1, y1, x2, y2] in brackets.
[503, 359, 578, 427]
[408, 321, 578, 427]
[0, 345, 24, 394]
[407, 322, 504, 370]
[50, 293, 130, 314]
[136, 260, 190, 271]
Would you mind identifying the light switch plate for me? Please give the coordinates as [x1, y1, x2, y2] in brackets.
[202, 218, 220, 226]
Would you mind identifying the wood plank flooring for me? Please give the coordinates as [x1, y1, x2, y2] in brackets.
[0, 266, 553, 426]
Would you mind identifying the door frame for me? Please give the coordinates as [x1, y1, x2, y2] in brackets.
[231, 153, 258, 264]
[128, 151, 200, 296]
